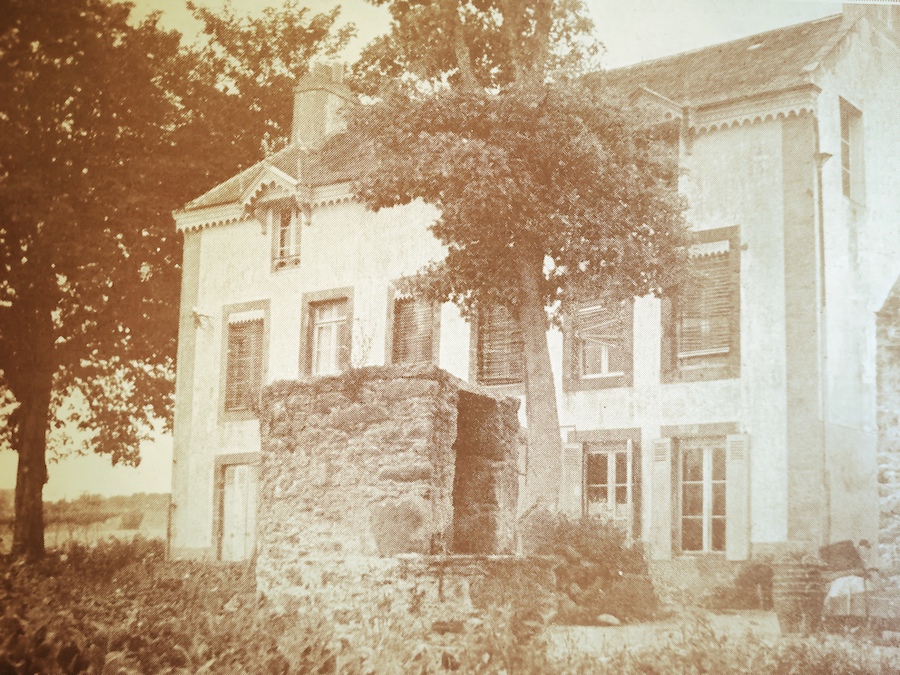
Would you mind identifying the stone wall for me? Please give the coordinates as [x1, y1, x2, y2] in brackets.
[256, 364, 520, 618]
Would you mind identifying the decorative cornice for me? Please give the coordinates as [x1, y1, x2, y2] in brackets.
[174, 182, 356, 233]
[174, 203, 246, 233]
[690, 84, 820, 135]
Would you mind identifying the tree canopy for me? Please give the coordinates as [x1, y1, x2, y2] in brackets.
[347, 0, 687, 507]
[0, 0, 352, 559]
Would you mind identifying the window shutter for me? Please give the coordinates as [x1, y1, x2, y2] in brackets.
[650, 437, 673, 560]
[478, 305, 522, 385]
[560, 443, 584, 516]
[338, 310, 351, 372]
[393, 298, 434, 364]
[725, 434, 750, 561]
[660, 297, 675, 379]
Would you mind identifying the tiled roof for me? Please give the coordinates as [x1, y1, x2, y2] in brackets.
[601, 14, 847, 107]
[183, 135, 362, 211]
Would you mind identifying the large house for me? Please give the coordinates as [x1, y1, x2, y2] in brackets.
[169, 5, 900, 568]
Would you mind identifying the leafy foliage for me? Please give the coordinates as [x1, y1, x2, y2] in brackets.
[352, 0, 601, 95]
[346, 0, 687, 507]
[520, 510, 659, 624]
[0, 0, 352, 558]
[350, 85, 685, 315]
[2, 539, 900, 674]
[187, 0, 354, 158]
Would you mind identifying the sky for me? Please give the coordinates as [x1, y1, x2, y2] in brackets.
[0, 0, 847, 501]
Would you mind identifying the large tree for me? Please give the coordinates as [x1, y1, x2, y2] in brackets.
[0, 0, 352, 559]
[347, 0, 687, 509]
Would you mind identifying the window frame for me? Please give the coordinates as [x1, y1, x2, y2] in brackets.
[583, 439, 640, 539]
[563, 298, 634, 392]
[386, 288, 439, 366]
[269, 201, 305, 271]
[471, 304, 524, 389]
[676, 436, 727, 555]
[300, 287, 353, 376]
[219, 299, 270, 422]
[662, 225, 740, 383]
[839, 97, 864, 205]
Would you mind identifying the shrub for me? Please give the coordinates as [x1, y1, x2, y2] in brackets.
[120, 510, 144, 530]
[520, 509, 658, 625]
[703, 561, 774, 611]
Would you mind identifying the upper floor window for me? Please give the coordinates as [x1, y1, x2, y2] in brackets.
[224, 311, 265, 412]
[270, 203, 303, 270]
[311, 299, 348, 375]
[840, 97, 864, 203]
[476, 305, 522, 386]
[564, 299, 633, 391]
[392, 297, 435, 365]
[662, 226, 740, 383]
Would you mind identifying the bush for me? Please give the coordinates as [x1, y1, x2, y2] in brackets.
[520, 509, 658, 625]
[703, 561, 774, 611]
[120, 510, 144, 530]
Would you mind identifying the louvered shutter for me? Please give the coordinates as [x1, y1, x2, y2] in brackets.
[650, 438, 673, 560]
[678, 252, 731, 357]
[725, 434, 750, 561]
[225, 313, 264, 411]
[478, 306, 522, 385]
[560, 443, 584, 516]
[393, 298, 434, 364]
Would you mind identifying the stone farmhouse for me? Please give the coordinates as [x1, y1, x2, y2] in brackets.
[169, 4, 900, 571]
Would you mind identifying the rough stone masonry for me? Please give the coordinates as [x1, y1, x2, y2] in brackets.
[255, 364, 522, 621]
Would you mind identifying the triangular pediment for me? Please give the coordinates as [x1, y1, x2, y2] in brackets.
[240, 163, 299, 211]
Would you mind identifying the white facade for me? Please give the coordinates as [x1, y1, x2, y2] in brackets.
[170, 10, 900, 564]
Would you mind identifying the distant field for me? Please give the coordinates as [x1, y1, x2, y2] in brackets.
[0, 491, 169, 553]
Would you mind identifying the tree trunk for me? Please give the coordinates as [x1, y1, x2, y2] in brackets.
[517, 251, 562, 510]
[12, 377, 52, 560]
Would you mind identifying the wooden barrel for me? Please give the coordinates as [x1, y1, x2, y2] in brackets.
[773, 563, 826, 633]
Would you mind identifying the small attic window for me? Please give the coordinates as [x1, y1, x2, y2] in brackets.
[747, 42, 764, 51]
[270, 203, 303, 270]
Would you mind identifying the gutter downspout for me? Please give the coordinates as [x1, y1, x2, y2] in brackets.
[813, 117, 832, 547]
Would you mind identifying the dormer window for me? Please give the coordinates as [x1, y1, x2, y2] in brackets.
[270, 203, 303, 270]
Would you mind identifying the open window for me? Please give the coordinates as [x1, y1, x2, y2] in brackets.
[564, 299, 633, 391]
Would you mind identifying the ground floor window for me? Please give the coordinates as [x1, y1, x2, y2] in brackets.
[678, 436, 726, 553]
[583, 439, 640, 539]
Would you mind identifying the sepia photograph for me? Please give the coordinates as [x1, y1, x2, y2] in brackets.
[2, 0, 900, 671]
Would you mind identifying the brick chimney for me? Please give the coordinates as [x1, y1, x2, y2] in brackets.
[292, 63, 355, 149]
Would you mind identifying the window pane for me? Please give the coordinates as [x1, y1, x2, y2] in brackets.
[580, 341, 605, 376]
[682, 447, 703, 482]
[615, 452, 628, 485]
[712, 448, 726, 481]
[712, 483, 726, 517]
[615, 485, 628, 505]
[586, 453, 607, 487]
[682, 483, 703, 516]
[712, 518, 726, 552]
[587, 486, 607, 504]
[607, 344, 627, 374]
[682, 518, 703, 551]
[311, 300, 347, 375]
